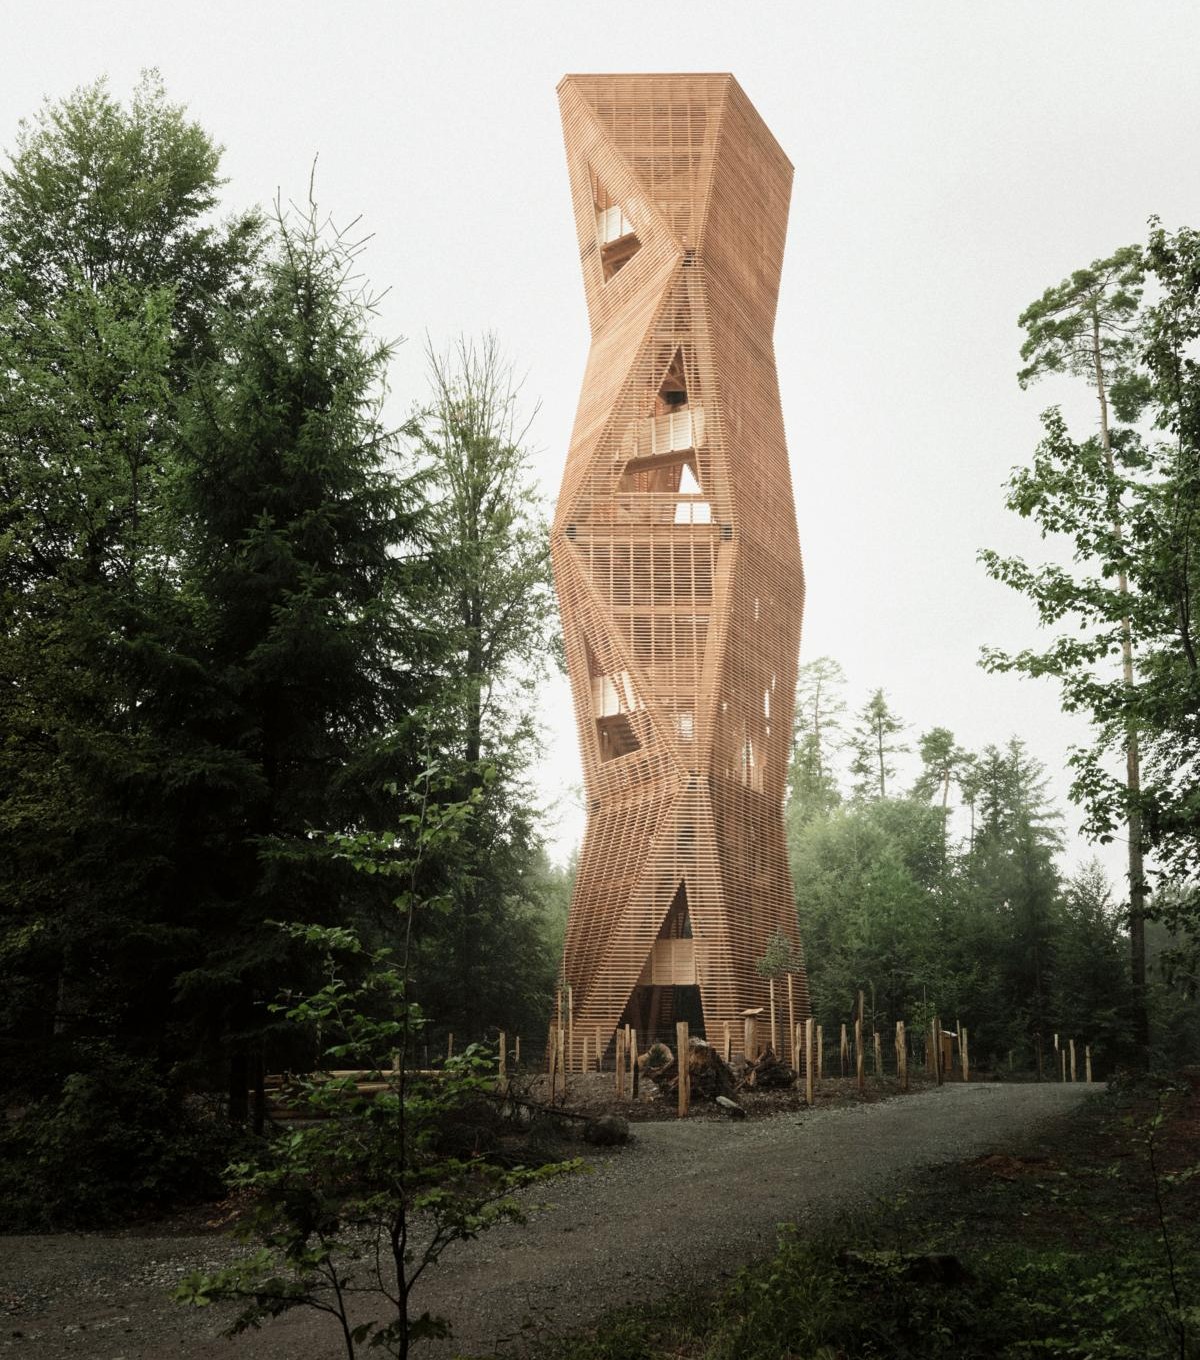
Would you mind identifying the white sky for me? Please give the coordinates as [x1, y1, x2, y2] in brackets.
[7, 1, 1199, 881]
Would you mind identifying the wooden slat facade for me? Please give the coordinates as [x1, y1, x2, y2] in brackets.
[553, 73, 808, 1060]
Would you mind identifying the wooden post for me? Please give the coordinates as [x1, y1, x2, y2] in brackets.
[615, 1027, 625, 1099]
[723, 1019, 732, 1065]
[628, 1026, 638, 1098]
[932, 1018, 942, 1086]
[447, 1033, 454, 1062]
[805, 1017, 815, 1107]
[858, 989, 865, 1030]
[873, 1030, 882, 1079]
[548, 1029, 557, 1104]
[855, 1017, 864, 1091]
[1069, 1038, 1077, 1083]
[498, 1030, 507, 1089]
[676, 1020, 690, 1117]
[840, 1023, 849, 1076]
[514, 1035, 521, 1066]
[817, 1024, 824, 1080]
[787, 973, 796, 1068]
[567, 985, 574, 1074]
[1085, 1045, 1093, 1083]
[897, 1020, 908, 1091]
[961, 1026, 969, 1083]
[582, 1033, 590, 1073]
[769, 977, 778, 1055]
[558, 1024, 566, 1089]
[1061, 1048, 1067, 1083]
[744, 1015, 758, 1061]
[793, 1023, 802, 1088]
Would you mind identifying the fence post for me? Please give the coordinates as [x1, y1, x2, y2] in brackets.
[805, 1017, 815, 1107]
[676, 1020, 690, 1117]
[787, 973, 796, 1068]
[615, 1027, 625, 1099]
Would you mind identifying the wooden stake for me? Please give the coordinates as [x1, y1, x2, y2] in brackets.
[1085, 1044, 1092, 1083]
[769, 977, 778, 1055]
[805, 1017, 815, 1107]
[873, 1030, 882, 1079]
[628, 1026, 638, 1098]
[1061, 1048, 1067, 1083]
[840, 1023, 848, 1076]
[744, 1015, 758, 1061]
[1069, 1038, 1076, 1083]
[676, 1020, 690, 1117]
[897, 1020, 908, 1091]
[615, 1027, 625, 1099]
[817, 1024, 824, 1080]
[787, 973, 796, 1067]
[961, 1026, 969, 1083]
[723, 1019, 732, 1065]
[548, 1029, 557, 1104]
[855, 1017, 864, 1091]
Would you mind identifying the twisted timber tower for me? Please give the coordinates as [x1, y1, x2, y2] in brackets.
[553, 74, 806, 1059]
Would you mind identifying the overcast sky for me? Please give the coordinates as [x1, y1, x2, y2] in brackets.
[7, 1, 1198, 878]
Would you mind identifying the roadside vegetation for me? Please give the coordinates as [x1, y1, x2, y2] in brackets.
[513, 1074, 1200, 1360]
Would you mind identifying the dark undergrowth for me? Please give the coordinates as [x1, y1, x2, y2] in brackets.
[503, 1071, 1200, 1360]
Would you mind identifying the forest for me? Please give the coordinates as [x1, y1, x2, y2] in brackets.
[1, 71, 1199, 1360]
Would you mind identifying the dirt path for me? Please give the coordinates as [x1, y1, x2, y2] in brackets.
[0, 1083, 1090, 1359]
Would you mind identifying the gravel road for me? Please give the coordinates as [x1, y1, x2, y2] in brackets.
[0, 1082, 1090, 1359]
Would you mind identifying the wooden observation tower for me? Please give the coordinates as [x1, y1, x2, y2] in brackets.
[553, 73, 807, 1061]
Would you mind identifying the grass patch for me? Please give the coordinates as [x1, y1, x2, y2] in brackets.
[504, 1072, 1200, 1360]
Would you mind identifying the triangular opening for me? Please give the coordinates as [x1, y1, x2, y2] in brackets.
[617, 348, 709, 493]
[592, 169, 641, 282]
[655, 349, 689, 413]
[657, 880, 693, 940]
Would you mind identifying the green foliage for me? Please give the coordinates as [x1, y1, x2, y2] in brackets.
[0, 1046, 233, 1229]
[176, 770, 578, 1358]
[847, 688, 908, 800]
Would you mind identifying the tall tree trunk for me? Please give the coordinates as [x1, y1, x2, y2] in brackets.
[1093, 313, 1149, 1064]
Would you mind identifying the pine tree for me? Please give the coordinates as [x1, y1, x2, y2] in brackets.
[847, 689, 908, 800]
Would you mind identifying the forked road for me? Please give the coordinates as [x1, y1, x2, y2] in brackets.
[2, 1084, 1089, 1359]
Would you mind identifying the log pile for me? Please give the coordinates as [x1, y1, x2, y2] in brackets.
[641, 1038, 738, 1102]
[733, 1045, 796, 1091]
